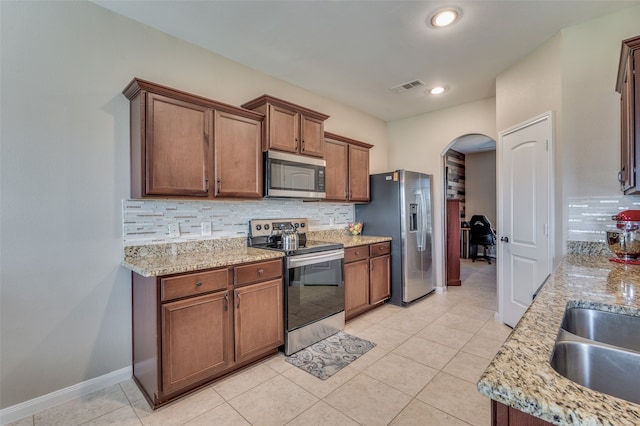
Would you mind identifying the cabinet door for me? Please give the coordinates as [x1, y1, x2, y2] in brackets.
[348, 144, 370, 202]
[344, 259, 370, 319]
[370, 255, 390, 305]
[621, 56, 635, 192]
[214, 110, 262, 198]
[324, 139, 349, 201]
[300, 115, 324, 157]
[268, 104, 299, 153]
[234, 278, 284, 363]
[161, 291, 231, 395]
[146, 93, 211, 196]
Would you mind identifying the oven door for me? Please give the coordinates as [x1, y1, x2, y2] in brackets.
[285, 249, 344, 332]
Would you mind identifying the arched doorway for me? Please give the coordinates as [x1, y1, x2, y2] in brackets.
[441, 134, 496, 294]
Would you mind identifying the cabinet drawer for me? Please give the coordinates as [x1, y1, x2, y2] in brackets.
[161, 268, 229, 302]
[345, 246, 369, 263]
[235, 259, 283, 286]
[370, 242, 391, 257]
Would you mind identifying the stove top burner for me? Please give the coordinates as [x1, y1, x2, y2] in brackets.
[251, 239, 343, 256]
[248, 218, 343, 255]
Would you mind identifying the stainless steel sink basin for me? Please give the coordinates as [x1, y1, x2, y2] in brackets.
[550, 306, 640, 404]
[550, 340, 640, 404]
[561, 307, 640, 352]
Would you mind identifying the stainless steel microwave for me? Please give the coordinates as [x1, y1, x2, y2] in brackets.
[264, 151, 326, 199]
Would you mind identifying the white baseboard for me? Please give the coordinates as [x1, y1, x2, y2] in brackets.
[0, 366, 132, 425]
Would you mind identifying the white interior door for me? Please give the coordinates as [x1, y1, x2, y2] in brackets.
[499, 113, 553, 328]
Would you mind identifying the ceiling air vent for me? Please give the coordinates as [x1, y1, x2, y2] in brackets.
[390, 79, 425, 94]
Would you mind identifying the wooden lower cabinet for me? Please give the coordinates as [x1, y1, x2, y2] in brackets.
[344, 259, 370, 317]
[161, 291, 231, 395]
[370, 254, 390, 304]
[132, 259, 283, 408]
[492, 400, 553, 426]
[345, 241, 391, 320]
[234, 278, 284, 363]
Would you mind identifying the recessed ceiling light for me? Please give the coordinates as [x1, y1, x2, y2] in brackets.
[429, 86, 447, 95]
[428, 7, 462, 28]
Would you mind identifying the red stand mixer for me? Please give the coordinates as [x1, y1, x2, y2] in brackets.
[608, 209, 640, 264]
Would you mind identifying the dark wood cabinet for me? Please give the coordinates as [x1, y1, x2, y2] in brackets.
[234, 278, 284, 363]
[492, 400, 553, 426]
[344, 241, 391, 320]
[616, 35, 640, 194]
[213, 110, 262, 198]
[242, 95, 329, 158]
[344, 259, 370, 317]
[324, 132, 372, 202]
[131, 258, 283, 408]
[123, 78, 263, 199]
[161, 291, 231, 395]
[446, 199, 461, 286]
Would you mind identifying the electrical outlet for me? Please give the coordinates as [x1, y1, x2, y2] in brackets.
[168, 223, 180, 238]
[201, 221, 212, 237]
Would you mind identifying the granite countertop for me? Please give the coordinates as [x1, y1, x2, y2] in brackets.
[308, 230, 392, 247]
[477, 255, 640, 425]
[122, 231, 392, 277]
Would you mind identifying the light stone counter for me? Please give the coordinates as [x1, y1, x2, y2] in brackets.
[308, 230, 392, 247]
[477, 255, 640, 425]
[122, 232, 391, 277]
[122, 238, 284, 277]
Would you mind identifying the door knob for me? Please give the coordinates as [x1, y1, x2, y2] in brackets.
[500, 236, 509, 243]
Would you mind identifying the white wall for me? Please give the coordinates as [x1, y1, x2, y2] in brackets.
[0, 1, 387, 409]
[495, 6, 640, 259]
[465, 151, 497, 229]
[496, 33, 563, 263]
[387, 98, 497, 288]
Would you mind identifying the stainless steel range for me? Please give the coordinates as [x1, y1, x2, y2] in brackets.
[248, 218, 345, 355]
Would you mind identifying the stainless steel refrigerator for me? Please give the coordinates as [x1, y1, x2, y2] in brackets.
[355, 170, 435, 305]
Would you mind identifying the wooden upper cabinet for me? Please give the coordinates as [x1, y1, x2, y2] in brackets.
[242, 95, 329, 158]
[349, 144, 370, 202]
[324, 139, 349, 201]
[214, 110, 262, 198]
[146, 93, 211, 197]
[324, 132, 372, 202]
[616, 36, 640, 194]
[123, 78, 264, 199]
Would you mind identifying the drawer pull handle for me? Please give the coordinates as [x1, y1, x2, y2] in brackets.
[236, 292, 240, 309]
[379, 247, 384, 251]
[258, 269, 264, 275]
[355, 251, 360, 255]
[195, 281, 202, 287]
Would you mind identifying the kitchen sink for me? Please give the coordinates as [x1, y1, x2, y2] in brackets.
[550, 340, 640, 404]
[561, 307, 640, 352]
[550, 306, 640, 404]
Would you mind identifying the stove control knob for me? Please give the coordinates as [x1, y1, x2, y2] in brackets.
[300, 223, 305, 228]
[294, 223, 299, 228]
[256, 225, 262, 231]
[264, 224, 270, 230]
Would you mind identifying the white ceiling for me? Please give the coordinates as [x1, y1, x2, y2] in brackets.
[94, 0, 638, 153]
[94, 0, 638, 122]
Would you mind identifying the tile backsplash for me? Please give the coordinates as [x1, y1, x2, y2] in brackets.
[123, 199, 355, 246]
[568, 195, 640, 242]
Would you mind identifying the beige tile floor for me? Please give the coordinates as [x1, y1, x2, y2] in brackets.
[10, 259, 509, 426]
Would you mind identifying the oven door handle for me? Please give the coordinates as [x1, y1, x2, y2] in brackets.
[287, 249, 345, 269]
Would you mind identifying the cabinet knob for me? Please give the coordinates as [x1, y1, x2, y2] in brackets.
[224, 292, 229, 311]
[236, 291, 241, 309]
[195, 280, 202, 287]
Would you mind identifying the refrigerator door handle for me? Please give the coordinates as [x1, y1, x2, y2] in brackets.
[416, 191, 426, 252]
